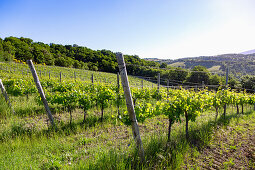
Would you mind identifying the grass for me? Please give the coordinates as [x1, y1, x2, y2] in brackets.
[168, 62, 185, 68]
[0, 61, 254, 169]
[208, 65, 221, 72]
[0, 91, 254, 169]
[0, 61, 155, 88]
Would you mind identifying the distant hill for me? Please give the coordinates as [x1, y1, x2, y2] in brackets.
[240, 49, 255, 55]
[145, 52, 255, 77]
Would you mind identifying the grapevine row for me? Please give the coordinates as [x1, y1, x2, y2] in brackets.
[2, 78, 255, 140]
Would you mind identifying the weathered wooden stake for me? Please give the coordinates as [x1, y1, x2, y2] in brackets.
[0, 79, 15, 114]
[157, 73, 160, 92]
[91, 74, 94, 84]
[223, 67, 229, 118]
[27, 60, 55, 126]
[254, 90, 255, 111]
[117, 72, 120, 89]
[60, 72, 62, 82]
[116, 52, 145, 163]
[49, 71, 51, 79]
[167, 79, 169, 92]
[141, 80, 143, 89]
[202, 81, 205, 89]
[117, 72, 120, 117]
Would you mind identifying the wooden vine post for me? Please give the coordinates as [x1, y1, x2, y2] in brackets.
[254, 89, 255, 111]
[117, 72, 120, 117]
[27, 60, 55, 126]
[60, 72, 62, 82]
[223, 67, 229, 118]
[202, 81, 205, 89]
[91, 74, 94, 84]
[116, 52, 145, 163]
[0, 79, 15, 114]
[157, 73, 160, 92]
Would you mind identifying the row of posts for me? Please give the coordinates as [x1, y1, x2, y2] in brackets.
[0, 57, 232, 163]
[0, 65, 111, 84]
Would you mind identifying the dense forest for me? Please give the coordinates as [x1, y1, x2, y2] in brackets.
[1, 36, 255, 90]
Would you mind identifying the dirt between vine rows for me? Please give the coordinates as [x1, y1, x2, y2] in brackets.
[186, 120, 255, 169]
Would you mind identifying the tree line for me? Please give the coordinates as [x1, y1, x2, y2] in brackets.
[0, 36, 254, 89]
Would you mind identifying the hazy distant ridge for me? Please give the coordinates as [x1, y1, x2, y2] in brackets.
[240, 49, 255, 55]
[144, 50, 255, 76]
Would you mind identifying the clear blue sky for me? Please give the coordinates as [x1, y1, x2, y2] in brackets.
[0, 0, 255, 59]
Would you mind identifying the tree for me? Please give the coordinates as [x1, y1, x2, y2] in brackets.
[4, 37, 33, 61]
[228, 76, 241, 89]
[169, 68, 188, 82]
[209, 74, 222, 85]
[187, 66, 210, 84]
[241, 75, 255, 92]
[160, 62, 167, 68]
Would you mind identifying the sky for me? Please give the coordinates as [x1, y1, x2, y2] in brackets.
[0, 0, 255, 59]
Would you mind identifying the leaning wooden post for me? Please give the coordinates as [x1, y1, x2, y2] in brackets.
[223, 67, 229, 118]
[117, 72, 120, 117]
[167, 79, 169, 92]
[0, 79, 15, 114]
[202, 81, 205, 89]
[27, 60, 55, 126]
[141, 80, 143, 89]
[91, 74, 94, 84]
[60, 72, 62, 82]
[116, 52, 145, 163]
[157, 73, 160, 92]
[254, 90, 255, 111]
[117, 72, 120, 89]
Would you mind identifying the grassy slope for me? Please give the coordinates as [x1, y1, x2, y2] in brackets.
[0, 61, 155, 88]
[0, 61, 254, 169]
[0, 94, 254, 169]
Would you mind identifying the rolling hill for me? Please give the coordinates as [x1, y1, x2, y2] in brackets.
[240, 49, 255, 55]
[145, 51, 255, 77]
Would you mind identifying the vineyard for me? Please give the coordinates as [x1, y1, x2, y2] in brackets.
[0, 60, 254, 169]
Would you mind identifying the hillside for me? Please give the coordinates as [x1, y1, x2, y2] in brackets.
[0, 36, 160, 77]
[146, 52, 255, 77]
[0, 60, 254, 169]
[240, 49, 255, 55]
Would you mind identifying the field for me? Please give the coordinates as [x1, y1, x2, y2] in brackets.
[168, 62, 185, 68]
[0, 61, 254, 169]
[207, 65, 221, 72]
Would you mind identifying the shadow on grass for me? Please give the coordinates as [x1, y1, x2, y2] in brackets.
[146, 110, 255, 169]
[40, 114, 112, 138]
[0, 113, 111, 142]
[0, 108, 254, 169]
[0, 122, 36, 142]
[14, 105, 64, 117]
[86, 110, 255, 170]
